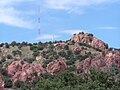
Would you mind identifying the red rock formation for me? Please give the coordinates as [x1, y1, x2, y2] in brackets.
[73, 47, 81, 51]
[46, 58, 67, 75]
[76, 55, 105, 74]
[76, 52, 120, 74]
[0, 72, 4, 88]
[54, 42, 67, 51]
[105, 52, 120, 68]
[7, 61, 44, 83]
[7, 61, 23, 75]
[70, 33, 108, 51]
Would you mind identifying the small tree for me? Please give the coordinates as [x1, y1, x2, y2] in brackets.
[37, 45, 44, 50]
[7, 54, 13, 59]
[5, 43, 9, 48]
[1, 57, 6, 62]
[14, 80, 24, 88]
[4, 78, 13, 88]
[23, 58, 35, 63]
[64, 45, 69, 50]
[32, 51, 39, 57]
[10, 41, 17, 46]
[30, 46, 37, 51]
[58, 51, 66, 57]
[1, 68, 7, 76]
[0, 43, 4, 47]
[43, 59, 53, 68]
[74, 50, 80, 55]
[12, 50, 22, 56]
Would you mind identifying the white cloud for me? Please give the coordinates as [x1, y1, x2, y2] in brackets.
[45, 0, 120, 13]
[0, 0, 35, 29]
[62, 30, 85, 35]
[97, 26, 118, 30]
[0, 0, 34, 6]
[35, 34, 60, 40]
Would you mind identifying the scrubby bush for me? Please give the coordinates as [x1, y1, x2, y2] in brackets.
[66, 59, 76, 65]
[4, 78, 13, 88]
[1, 57, 6, 62]
[0, 68, 7, 76]
[74, 50, 80, 55]
[43, 59, 53, 68]
[7, 54, 13, 59]
[10, 41, 17, 46]
[23, 58, 35, 63]
[32, 51, 39, 57]
[58, 51, 66, 57]
[37, 45, 44, 50]
[5, 43, 9, 48]
[12, 50, 22, 56]
[0, 43, 4, 47]
[64, 45, 69, 50]
[30, 45, 38, 51]
[14, 80, 24, 88]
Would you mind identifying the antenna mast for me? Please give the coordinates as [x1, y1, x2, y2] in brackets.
[38, 5, 40, 36]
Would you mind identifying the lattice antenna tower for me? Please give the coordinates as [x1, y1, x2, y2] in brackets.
[38, 5, 40, 36]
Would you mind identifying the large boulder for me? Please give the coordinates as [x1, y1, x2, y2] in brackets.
[7, 61, 23, 76]
[7, 61, 44, 83]
[76, 52, 120, 74]
[46, 58, 67, 75]
[76, 55, 106, 74]
[105, 52, 120, 68]
[0, 72, 4, 87]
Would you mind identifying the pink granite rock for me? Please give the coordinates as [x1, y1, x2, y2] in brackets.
[76, 52, 120, 74]
[0, 72, 4, 87]
[46, 58, 67, 75]
[70, 33, 108, 51]
[7, 61, 44, 83]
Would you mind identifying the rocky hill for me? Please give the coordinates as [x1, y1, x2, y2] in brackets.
[70, 32, 108, 51]
[0, 32, 120, 90]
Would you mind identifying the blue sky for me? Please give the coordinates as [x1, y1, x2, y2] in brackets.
[0, 0, 120, 48]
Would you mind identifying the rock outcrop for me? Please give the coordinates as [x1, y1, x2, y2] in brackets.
[70, 33, 108, 51]
[76, 52, 120, 74]
[0, 72, 4, 87]
[46, 58, 67, 75]
[7, 61, 44, 83]
[105, 52, 120, 68]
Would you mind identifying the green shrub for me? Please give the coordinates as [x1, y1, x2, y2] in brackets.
[66, 59, 75, 65]
[12, 50, 22, 56]
[43, 59, 53, 68]
[74, 50, 80, 55]
[5, 44, 9, 48]
[10, 41, 17, 46]
[7, 54, 13, 59]
[4, 78, 13, 88]
[14, 80, 24, 88]
[64, 45, 69, 50]
[32, 51, 39, 57]
[1, 57, 6, 62]
[1, 68, 7, 76]
[30, 45, 38, 51]
[37, 46, 44, 50]
[58, 51, 66, 57]
[23, 58, 35, 63]
[0, 43, 4, 47]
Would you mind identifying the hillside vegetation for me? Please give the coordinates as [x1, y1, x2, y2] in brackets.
[0, 32, 120, 90]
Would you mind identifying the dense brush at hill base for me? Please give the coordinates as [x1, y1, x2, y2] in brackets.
[0, 32, 120, 90]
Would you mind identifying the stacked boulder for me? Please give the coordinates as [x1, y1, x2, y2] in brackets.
[46, 58, 67, 75]
[71, 33, 108, 51]
[7, 61, 44, 83]
[76, 52, 120, 74]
